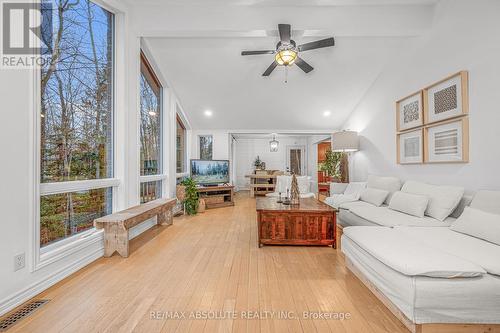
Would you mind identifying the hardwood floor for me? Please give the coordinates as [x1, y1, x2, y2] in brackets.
[7, 192, 408, 333]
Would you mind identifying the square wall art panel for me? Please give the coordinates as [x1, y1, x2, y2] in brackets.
[424, 71, 468, 124]
[425, 118, 469, 163]
[397, 128, 423, 164]
[396, 91, 423, 131]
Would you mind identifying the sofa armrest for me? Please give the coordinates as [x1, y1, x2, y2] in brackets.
[330, 183, 349, 194]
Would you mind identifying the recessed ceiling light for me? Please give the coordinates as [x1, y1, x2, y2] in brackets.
[323, 110, 331, 117]
[204, 110, 213, 117]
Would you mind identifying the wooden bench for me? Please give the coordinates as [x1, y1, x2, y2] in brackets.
[94, 198, 176, 257]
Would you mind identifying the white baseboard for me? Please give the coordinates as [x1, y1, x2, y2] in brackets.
[0, 218, 159, 316]
[0, 247, 104, 316]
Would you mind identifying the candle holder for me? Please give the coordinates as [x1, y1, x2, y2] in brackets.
[282, 189, 291, 205]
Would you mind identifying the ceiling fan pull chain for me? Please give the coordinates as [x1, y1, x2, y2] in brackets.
[285, 66, 288, 83]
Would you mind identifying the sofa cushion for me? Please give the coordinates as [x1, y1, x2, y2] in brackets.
[402, 180, 464, 221]
[324, 193, 358, 209]
[451, 207, 500, 246]
[449, 194, 473, 218]
[338, 200, 377, 211]
[344, 182, 367, 196]
[396, 226, 500, 276]
[470, 190, 500, 215]
[348, 205, 454, 227]
[367, 175, 402, 204]
[359, 188, 389, 207]
[343, 227, 485, 278]
[389, 191, 429, 218]
[330, 183, 349, 195]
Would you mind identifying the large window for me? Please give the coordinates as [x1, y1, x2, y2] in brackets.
[40, 0, 114, 247]
[199, 135, 213, 160]
[176, 116, 186, 173]
[139, 52, 163, 203]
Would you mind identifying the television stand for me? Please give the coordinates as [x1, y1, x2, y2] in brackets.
[196, 185, 235, 209]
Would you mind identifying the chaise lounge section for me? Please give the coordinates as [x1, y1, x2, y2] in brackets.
[341, 190, 500, 332]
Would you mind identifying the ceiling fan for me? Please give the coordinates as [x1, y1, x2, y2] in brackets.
[241, 24, 335, 77]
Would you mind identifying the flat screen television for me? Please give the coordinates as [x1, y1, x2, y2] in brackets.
[190, 159, 230, 186]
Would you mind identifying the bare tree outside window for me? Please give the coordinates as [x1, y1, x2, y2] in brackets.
[139, 53, 163, 203]
[39, 0, 114, 247]
[176, 117, 186, 173]
[139, 72, 161, 176]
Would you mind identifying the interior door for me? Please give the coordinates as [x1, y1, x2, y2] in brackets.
[287, 146, 305, 175]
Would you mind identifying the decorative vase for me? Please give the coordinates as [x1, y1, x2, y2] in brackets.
[290, 174, 300, 205]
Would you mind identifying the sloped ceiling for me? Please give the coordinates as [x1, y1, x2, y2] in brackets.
[129, 1, 437, 129]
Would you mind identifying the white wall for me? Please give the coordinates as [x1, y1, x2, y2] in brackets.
[343, 0, 500, 192]
[190, 130, 230, 160]
[234, 137, 309, 190]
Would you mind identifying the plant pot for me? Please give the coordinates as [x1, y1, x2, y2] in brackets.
[176, 185, 186, 202]
[197, 199, 206, 213]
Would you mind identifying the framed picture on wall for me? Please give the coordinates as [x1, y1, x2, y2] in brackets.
[397, 128, 423, 164]
[396, 91, 423, 131]
[424, 71, 468, 124]
[424, 117, 469, 163]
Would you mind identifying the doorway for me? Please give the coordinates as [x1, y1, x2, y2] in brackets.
[286, 145, 305, 175]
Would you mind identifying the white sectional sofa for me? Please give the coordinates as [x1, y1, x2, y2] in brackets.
[325, 175, 471, 228]
[342, 190, 500, 332]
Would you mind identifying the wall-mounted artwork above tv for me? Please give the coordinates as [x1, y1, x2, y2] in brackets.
[190, 159, 230, 186]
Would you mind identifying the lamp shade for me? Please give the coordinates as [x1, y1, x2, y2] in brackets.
[332, 131, 359, 152]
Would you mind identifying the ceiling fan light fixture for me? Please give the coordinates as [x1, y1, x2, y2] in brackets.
[275, 49, 297, 66]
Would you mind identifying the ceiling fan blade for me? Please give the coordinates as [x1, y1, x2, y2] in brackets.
[241, 50, 275, 56]
[262, 61, 278, 76]
[294, 57, 314, 73]
[298, 37, 335, 52]
[278, 24, 291, 43]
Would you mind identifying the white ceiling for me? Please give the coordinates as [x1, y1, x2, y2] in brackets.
[135, 1, 437, 130]
[126, 0, 438, 5]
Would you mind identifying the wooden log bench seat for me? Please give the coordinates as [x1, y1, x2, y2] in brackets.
[94, 198, 176, 257]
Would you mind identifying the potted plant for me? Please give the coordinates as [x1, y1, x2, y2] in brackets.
[180, 177, 199, 215]
[318, 150, 344, 182]
[254, 156, 264, 170]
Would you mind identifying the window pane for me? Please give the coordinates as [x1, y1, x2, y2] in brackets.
[140, 57, 162, 176]
[176, 117, 185, 173]
[40, 188, 112, 247]
[199, 136, 213, 160]
[41, 1, 114, 183]
[140, 181, 162, 203]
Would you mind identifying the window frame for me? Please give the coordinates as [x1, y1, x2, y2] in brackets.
[139, 51, 166, 203]
[176, 115, 187, 174]
[32, 1, 118, 271]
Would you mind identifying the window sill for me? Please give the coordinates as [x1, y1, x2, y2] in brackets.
[34, 229, 104, 271]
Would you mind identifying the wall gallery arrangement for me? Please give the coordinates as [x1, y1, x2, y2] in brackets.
[397, 71, 469, 164]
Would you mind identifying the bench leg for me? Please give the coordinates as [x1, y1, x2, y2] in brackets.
[158, 209, 173, 226]
[103, 224, 129, 257]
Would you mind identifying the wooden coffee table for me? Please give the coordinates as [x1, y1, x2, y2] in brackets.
[256, 197, 337, 248]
